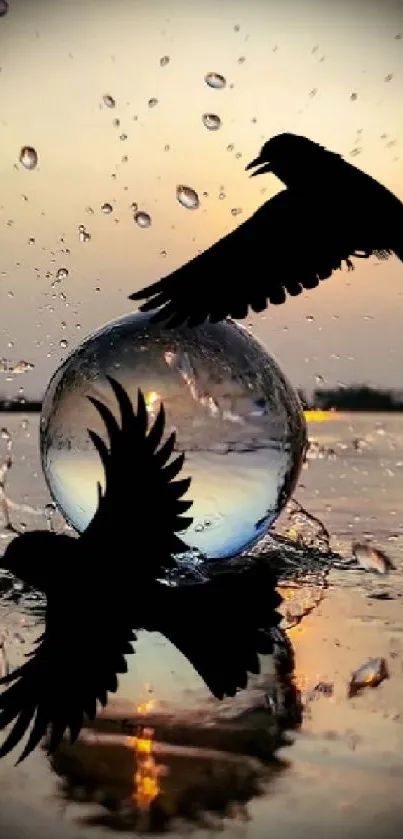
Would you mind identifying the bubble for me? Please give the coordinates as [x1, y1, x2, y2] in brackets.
[160, 55, 170, 66]
[202, 113, 221, 130]
[176, 185, 199, 210]
[134, 210, 151, 228]
[19, 146, 38, 170]
[205, 72, 226, 89]
[103, 94, 116, 108]
[40, 312, 306, 562]
[101, 202, 113, 214]
[0, 0, 9, 16]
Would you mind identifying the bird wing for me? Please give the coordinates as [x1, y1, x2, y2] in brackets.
[81, 376, 194, 572]
[129, 181, 399, 327]
[128, 190, 349, 327]
[151, 560, 285, 700]
[0, 583, 137, 763]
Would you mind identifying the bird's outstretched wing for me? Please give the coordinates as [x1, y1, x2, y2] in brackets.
[129, 185, 397, 327]
[0, 586, 137, 764]
[150, 560, 285, 699]
[82, 376, 193, 568]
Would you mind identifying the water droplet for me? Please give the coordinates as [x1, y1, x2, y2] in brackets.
[112, 118, 120, 128]
[28, 237, 35, 245]
[86, 206, 94, 215]
[40, 312, 306, 560]
[235, 152, 242, 159]
[350, 147, 362, 157]
[306, 314, 314, 322]
[226, 144, 234, 152]
[234, 24, 240, 32]
[238, 56, 245, 64]
[202, 113, 221, 130]
[59, 339, 68, 348]
[160, 55, 170, 67]
[19, 146, 38, 170]
[219, 191, 226, 200]
[176, 185, 200, 210]
[205, 72, 226, 89]
[350, 92, 358, 101]
[231, 207, 242, 216]
[309, 88, 318, 97]
[164, 144, 170, 152]
[103, 94, 116, 108]
[78, 225, 91, 243]
[134, 210, 151, 228]
[148, 98, 158, 108]
[384, 73, 394, 82]
[119, 133, 128, 141]
[52, 267, 69, 286]
[101, 202, 113, 214]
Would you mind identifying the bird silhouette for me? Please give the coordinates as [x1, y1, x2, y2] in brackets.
[0, 377, 283, 764]
[129, 132, 403, 327]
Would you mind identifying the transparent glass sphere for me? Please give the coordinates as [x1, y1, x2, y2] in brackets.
[40, 312, 306, 560]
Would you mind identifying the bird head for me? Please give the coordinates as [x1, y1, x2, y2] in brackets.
[245, 133, 333, 183]
[0, 531, 60, 591]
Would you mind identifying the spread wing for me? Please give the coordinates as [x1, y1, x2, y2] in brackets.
[129, 184, 401, 327]
[0, 584, 138, 764]
[150, 560, 284, 699]
[82, 376, 194, 570]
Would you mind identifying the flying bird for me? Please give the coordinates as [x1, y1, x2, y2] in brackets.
[0, 377, 283, 763]
[129, 132, 403, 327]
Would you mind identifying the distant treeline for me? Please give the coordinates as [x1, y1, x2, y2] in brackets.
[0, 400, 42, 412]
[298, 385, 403, 412]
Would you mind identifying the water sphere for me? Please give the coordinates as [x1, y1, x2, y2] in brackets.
[40, 313, 306, 561]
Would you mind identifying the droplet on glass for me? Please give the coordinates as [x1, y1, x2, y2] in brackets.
[59, 339, 68, 348]
[19, 146, 38, 170]
[119, 133, 128, 141]
[231, 207, 242, 216]
[134, 211, 151, 228]
[112, 118, 120, 128]
[160, 55, 170, 67]
[176, 185, 200, 210]
[238, 56, 245, 64]
[28, 236, 35, 245]
[103, 94, 116, 108]
[384, 73, 394, 83]
[205, 72, 226, 89]
[350, 92, 358, 101]
[0, 0, 8, 16]
[54, 267, 69, 285]
[234, 24, 240, 32]
[226, 144, 234, 152]
[164, 144, 170, 152]
[306, 314, 314, 322]
[40, 312, 306, 560]
[101, 202, 113, 214]
[219, 191, 226, 200]
[148, 98, 158, 108]
[309, 88, 318, 97]
[202, 113, 221, 130]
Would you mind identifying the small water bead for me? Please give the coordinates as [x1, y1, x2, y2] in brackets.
[176, 185, 199, 210]
[231, 208, 242, 216]
[19, 146, 38, 170]
[160, 55, 170, 67]
[119, 133, 128, 141]
[78, 225, 91, 243]
[40, 312, 306, 561]
[101, 202, 113, 214]
[51, 267, 69, 287]
[205, 72, 226, 89]
[103, 94, 116, 108]
[134, 210, 151, 228]
[59, 339, 68, 348]
[202, 113, 221, 130]
[226, 144, 234, 152]
[148, 98, 158, 108]
[28, 237, 35, 245]
[112, 118, 120, 128]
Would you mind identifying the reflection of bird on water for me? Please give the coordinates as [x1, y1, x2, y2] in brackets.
[0, 378, 284, 763]
[130, 132, 403, 327]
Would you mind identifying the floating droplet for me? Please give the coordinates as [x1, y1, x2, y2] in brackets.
[205, 72, 226, 89]
[103, 94, 116, 108]
[0, 0, 8, 16]
[134, 211, 151, 228]
[176, 185, 199, 210]
[101, 202, 113, 214]
[160, 55, 170, 67]
[19, 146, 38, 170]
[202, 113, 221, 130]
[148, 98, 158, 108]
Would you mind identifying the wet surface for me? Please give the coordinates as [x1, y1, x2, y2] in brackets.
[0, 412, 403, 838]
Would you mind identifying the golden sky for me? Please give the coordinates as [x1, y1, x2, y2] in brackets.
[0, 0, 402, 398]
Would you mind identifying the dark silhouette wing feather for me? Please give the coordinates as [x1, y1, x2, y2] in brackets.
[82, 376, 193, 569]
[0, 586, 137, 764]
[129, 182, 402, 327]
[150, 561, 284, 699]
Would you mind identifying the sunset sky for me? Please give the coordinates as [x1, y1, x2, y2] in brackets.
[0, 0, 402, 399]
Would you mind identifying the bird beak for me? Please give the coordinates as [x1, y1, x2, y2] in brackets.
[245, 156, 272, 177]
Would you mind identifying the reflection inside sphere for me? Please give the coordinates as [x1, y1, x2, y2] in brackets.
[40, 313, 306, 560]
